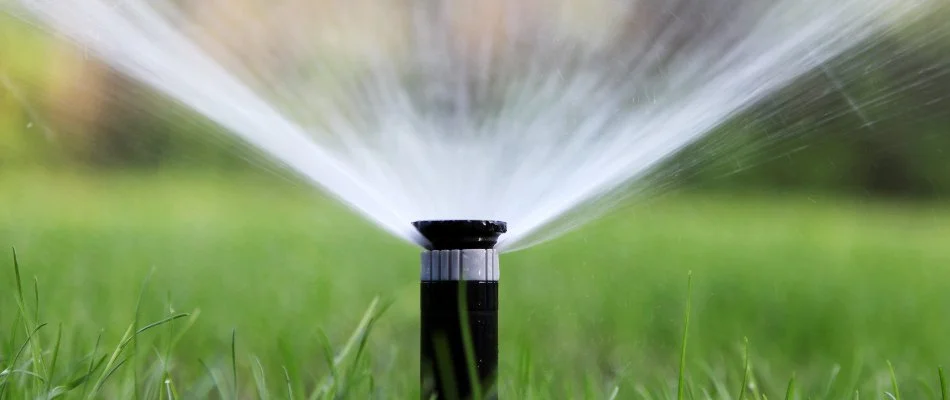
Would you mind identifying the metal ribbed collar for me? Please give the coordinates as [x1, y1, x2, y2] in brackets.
[420, 249, 499, 281]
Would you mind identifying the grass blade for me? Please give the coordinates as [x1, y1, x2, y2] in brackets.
[32, 277, 39, 324]
[277, 340, 301, 399]
[91, 324, 138, 396]
[1, 369, 45, 382]
[231, 329, 238, 399]
[310, 297, 383, 399]
[341, 298, 391, 398]
[45, 323, 63, 395]
[4, 314, 21, 369]
[820, 364, 841, 399]
[88, 314, 188, 398]
[939, 367, 947, 400]
[677, 271, 693, 400]
[199, 359, 226, 398]
[784, 374, 795, 400]
[11, 249, 47, 391]
[136, 314, 190, 336]
[64, 355, 106, 391]
[165, 378, 175, 400]
[252, 356, 268, 400]
[738, 337, 749, 400]
[457, 282, 483, 400]
[12, 248, 23, 306]
[517, 344, 532, 399]
[80, 331, 104, 398]
[887, 360, 900, 400]
[282, 366, 294, 400]
[316, 328, 336, 381]
[131, 268, 155, 400]
[5, 323, 48, 378]
[162, 310, 201, 358]
[97, 358, 129, 390]
[433, 336, 458, 400]
[159, 309, 200, 400]
[607, 385, 620, 400]
[1, 322, 48, 399]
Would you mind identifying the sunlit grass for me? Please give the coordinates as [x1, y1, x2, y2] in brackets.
[2, 171, 949, 398]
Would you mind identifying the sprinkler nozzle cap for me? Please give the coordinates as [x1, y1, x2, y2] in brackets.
[413, 220, 507, 250]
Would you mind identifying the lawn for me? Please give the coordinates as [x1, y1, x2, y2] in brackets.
[1, 170, 949, 399]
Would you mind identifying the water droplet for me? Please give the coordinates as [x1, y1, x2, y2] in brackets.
[26, 122, 33, 129]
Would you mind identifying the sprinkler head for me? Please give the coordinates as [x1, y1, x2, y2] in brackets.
[414, 219, 507, 399]
[412, 220, 507, 250]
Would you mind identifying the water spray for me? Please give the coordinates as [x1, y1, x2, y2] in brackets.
[5, 0, 922, 252]
[414, 220, 506, 399]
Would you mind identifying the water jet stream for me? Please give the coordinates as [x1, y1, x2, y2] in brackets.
[3, 0, 929, 250]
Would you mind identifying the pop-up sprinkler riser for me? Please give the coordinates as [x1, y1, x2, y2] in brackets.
[414, 220, 506, 400]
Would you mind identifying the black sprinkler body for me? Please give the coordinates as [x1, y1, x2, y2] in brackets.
[414, 220, 506, 400]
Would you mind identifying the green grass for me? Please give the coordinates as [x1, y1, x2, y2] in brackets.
[2, 170, 950, 398]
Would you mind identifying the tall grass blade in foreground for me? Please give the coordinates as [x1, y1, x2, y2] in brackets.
[433, 336, 458, 400]
[820, 364, 841, 398]
[88, 313, 189, 397]
[282, 366, 294, 400]
[677, 271, 693, 400]
[252, 356, 268, 400]
[0, 322, 47, 399]
[607, 384, 620, 400]
[458, 282, 484, 400]
[11, 248, 22, 307]
[888, 360, 901, 400]
[309, 297, 389, 399]
[939, 367, 948, 400]
[44, 323, 62, 396]
[783, 374, 795, 400]
[79, 332, 103, 398]
[11, 248, 48, 394]
[130, 269, 154, 400]
[231, 329, 238, 398]
[738, 338, 750, 400]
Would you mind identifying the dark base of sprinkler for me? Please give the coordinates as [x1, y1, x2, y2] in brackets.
[421, 281, 498, 400]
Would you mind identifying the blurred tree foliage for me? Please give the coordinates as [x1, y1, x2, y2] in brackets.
[0, 15, 254, 171]
[1, 6, 948, 196]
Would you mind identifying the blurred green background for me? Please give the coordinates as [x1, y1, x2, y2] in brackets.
[2, 2, 950, 398]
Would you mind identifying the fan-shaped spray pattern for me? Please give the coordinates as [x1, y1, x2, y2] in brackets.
[5, 0, 929, 250]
